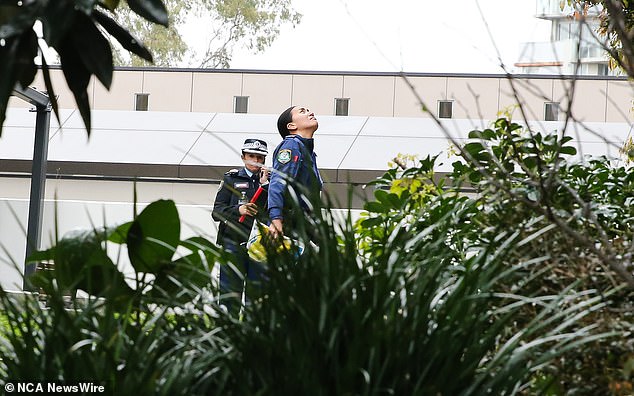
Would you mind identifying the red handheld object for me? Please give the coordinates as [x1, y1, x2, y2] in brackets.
[238, 186, 264, 223]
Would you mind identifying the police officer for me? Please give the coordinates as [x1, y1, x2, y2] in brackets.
[268, 105, 323, 239]
[212, 138, 269, 314]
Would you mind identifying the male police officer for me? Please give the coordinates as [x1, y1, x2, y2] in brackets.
[268, 105, 323, 239]
[212, 138, 269, 314]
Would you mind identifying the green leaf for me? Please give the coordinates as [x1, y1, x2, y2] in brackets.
[508, 121, 523, 132]
[0, 29, 38, 137]
[468, 130, 481, 139]
[40, 57, 61, 128]
[180, 236, 216, 252]
[464, 142, 485, 157]
[385, 192, 402, 209]
[374, 189, 390, 203]
[494, 117, 508, 130]
[374, 190, 402, 209]
[468, 171, 482, 184]
[41, 1, 77, 47]
[560, 136, 573, 145]
[524, 156, 538, 169]
[74, 0, 99, 15]
[150, 236, 219, 303]
[0, 36, 18, 137]
[526, 189, 539, 202]
[107, 221, 133, 244]
[451, 161, 470, 177]
[559, 146, 577, 156]
[468, 129, 495, 140]
[93, 10, 153, 62]
[419, 154, 438, 172]
[15, 29, 38, 88]
[75, 247, 132, 298]
[57, 36, 93, 134]
[26, 247, 56, 263]
[127, 199, 180, 273]
[151, 252, 212, 302]
[0, 2, 38, 39]
[127, 0, 169, 27]
[72, 12, 113, 89]
[360, 217, 384, 228]
[51, 229, 131, 298]
[364, 201, 388, 214]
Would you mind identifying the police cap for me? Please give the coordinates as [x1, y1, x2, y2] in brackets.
[241, 138, 268, 156]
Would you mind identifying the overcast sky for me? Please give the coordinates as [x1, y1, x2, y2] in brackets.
[222, 0, 552, 74]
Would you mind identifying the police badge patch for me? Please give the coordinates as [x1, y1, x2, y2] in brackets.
[277, 149, 292, 164]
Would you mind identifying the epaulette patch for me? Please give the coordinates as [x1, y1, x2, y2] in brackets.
[225, 168, 239, 175]
[277, 149, 291, 164]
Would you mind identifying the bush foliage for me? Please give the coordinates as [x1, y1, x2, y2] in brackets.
[0, 117, 632, 395]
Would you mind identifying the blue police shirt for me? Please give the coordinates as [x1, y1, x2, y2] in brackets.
[268, 135, 323, 220]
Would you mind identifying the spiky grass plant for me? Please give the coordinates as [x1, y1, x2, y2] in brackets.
[0, 195, 614, 395]
[188, 177, 615, 395]
[0, 200, 228, 394]
[0, 117, 626, 394]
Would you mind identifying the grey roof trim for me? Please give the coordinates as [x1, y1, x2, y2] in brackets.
[2, 109, 628, 186]
[38, 65, 629, 81]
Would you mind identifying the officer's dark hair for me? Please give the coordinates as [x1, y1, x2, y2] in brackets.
[277, 106, 295, 138]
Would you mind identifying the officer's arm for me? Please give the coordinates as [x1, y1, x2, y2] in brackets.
[212, 177, 239, 223]
[268, 144, 301, 220]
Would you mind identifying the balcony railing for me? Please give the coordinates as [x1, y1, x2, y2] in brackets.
[536, 0, 601, 18]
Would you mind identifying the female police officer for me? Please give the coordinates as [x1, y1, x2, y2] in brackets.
[212, 138, 269, 315]
[268, 105, 323, 240]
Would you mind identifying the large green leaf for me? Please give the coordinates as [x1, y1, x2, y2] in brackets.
[151, 251, 212, 303]
[127, 199, 180, 273]
[107, 221, 133, 244]
[40, 57, 61, 128]
[52, 230, 101, 288]
[14, 28, 38, 88]
[0, 36, 18, 137]
[26, 247, 56, 263]
[0, 2, 39, 38]
[73, 0, 99, 15]
[0, 29, 38, 137]
[52, 229, 131, 298]
[127, 0, 169, 26]
[93, 9, 153, 62]
[72, 12, 113, 89]
[40, 1, 77, 47]
[560, 146, 577, 156]
[57, 34, 92, 133]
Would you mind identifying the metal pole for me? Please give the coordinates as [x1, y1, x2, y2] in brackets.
[23, 102, 51, 290]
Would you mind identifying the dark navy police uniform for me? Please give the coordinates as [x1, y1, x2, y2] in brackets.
[212, 168, 266, 246]
[268, 135, 323, 225]
[212, 137, 269, 315]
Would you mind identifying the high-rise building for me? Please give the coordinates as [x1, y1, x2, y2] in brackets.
[516, 0, 616, 75]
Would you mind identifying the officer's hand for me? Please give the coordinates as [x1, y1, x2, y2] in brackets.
[259, 167, 270, 185]
[239, 203, 258, 217]
[269, 219, 283, 239]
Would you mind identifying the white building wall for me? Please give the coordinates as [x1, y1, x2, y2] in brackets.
[0, 178, 218, 291]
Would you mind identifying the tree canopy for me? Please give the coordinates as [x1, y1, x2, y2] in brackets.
[571, 0, 634, 77]
[0, 0, 301, 136]
[112, 0, 301, 68]
[0, 0, 169, 136]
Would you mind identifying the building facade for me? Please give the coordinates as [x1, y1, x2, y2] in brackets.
[516, 0, 615, 76]
[2, 67, 633, 290]
[9, 66, 634, 122]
